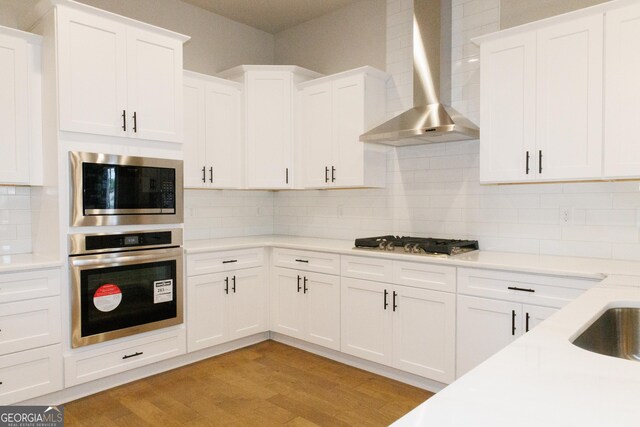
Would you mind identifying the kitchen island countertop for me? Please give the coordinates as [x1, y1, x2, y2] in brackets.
[391, 275, 640, 426]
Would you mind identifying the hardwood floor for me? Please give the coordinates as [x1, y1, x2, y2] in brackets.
[64, 340, 433, 426]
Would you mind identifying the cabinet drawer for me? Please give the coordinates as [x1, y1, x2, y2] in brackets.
[64, 328, 186, 386]
[273, 248, 340, 275]
[341, 255, 393, 282]
[0, 296, 61, 355]
[0, 268, 60, 303]
[187, 248, 264, 276]
[0, 344, 63, 405]
[457, 268, 598, 308]
[393, 261, 456, 292]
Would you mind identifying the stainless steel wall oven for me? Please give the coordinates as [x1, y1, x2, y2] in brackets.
[70, 151, 183, 226]
[69, 229, 183, 348]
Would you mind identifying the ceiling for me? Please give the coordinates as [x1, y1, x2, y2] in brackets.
[179, 0, 360, 34]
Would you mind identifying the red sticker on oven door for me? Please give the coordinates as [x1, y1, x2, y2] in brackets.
[93, 284, 122, 312]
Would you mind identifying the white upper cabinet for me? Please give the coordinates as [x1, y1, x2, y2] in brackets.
[604, 2, 640, 178]
[536, 14, 603, 181]
[477, 10, 604, 183]
[479, 32, 536, 183]
[183, 71, 242, 188]
[0, 27, 41, 185]
[219, 66, 322, 189]
[298, 67, 388, 189]
[55, 2, 187, 142]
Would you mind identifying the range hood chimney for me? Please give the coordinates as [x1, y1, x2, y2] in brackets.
[360, 0, 479, 146]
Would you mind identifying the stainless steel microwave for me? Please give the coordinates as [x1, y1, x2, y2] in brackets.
[70, 151, 183, 226]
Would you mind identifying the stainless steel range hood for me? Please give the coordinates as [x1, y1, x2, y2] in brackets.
[360, 0, 479, 146]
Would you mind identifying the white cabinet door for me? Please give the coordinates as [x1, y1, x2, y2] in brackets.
[187, 272, 228, 352]
[205, 80, 242, 188]
[246, 71, 293, 189]
[304, 272, 340, 351]
[0, 297, 61, 355]
[300, 81, 333, 188]
[479, 31, 536, 183]
[340, 277, 392, 365]
[523, 304, 556, 333]
[228, 267, 266, 340]
[392, 286, 456, 383]
[332, 74, 366, 187]
[271, 267, 304, 339]
[603, 3, 640, 178]
[56, 6, 127, 137]
[0, 344, 63, 405]
[536, 14, 603, 180]
[457, 295, 520, 377]
[0, 32, 29, 184]
[126, 28, 183, 143]
[183, 75, 206, 187]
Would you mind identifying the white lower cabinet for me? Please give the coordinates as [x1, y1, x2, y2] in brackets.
[341, 277, 456, 383]
[0, 296, 61, 355]
[456, 294, 557, 377]
[65, 328, 186, 387]
[0, 344, 63, 405]
[271, 267, 340, 350]
[187, 266, 266, 352]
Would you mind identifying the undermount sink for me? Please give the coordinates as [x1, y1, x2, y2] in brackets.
[572, 307, 640, 361]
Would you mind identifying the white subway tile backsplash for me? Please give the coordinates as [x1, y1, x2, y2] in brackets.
[561, 225, 639, 244]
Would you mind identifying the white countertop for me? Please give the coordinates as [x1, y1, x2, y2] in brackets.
[186, 235, 640, 426]
[392, 276, 640, 426]
[184, 234, 640, 279]
[0, 253, 62, 272]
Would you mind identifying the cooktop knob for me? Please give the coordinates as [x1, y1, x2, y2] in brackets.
[412, 244, 422, 253]
[403, 243, 412, 253]
[386, 242, 395, 251]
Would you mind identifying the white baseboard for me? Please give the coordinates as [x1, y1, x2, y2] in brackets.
[19, 332, 269, 406]
[269, 332, 446, 394]
[20, 331, 445, 406]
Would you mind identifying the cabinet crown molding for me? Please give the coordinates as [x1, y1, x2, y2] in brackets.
[25, 0, 190, 43]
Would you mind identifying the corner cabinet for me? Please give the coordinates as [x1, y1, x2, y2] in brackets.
[270, 248, 341, 351]
[183, 71, 243, 188]
[298, 67, 388, 189]
[0, 27, 42, 185]
[219, 66, 322, 189]
[54, 2, 188, 142]
[477, 11, 603, 183]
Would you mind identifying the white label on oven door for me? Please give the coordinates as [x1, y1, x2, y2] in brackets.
[154, 279, 173, 304]
[94, 284, 123, 312]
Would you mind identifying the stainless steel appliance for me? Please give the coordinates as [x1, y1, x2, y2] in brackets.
[70, 151, 183, 226]
[69, 229, 183, 348]
[359, 0, 479, 145]
[354, 235, 479, 256]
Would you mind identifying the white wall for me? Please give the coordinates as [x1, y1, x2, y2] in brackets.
[500, 0, 609, 29]
[274, 0, 386, 74]
[273, 0, 640, 261]
[76, 0, 275, 74]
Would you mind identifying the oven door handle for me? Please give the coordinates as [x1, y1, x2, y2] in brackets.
[69, 248, 182, 267]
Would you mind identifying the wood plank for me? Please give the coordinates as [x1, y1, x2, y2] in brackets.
[64, 341, 433, 426]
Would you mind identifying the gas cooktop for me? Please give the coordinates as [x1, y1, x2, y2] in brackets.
[354, 235, 479, 256]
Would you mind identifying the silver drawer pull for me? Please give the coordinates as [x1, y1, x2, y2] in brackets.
[508, 286, 535, 293]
